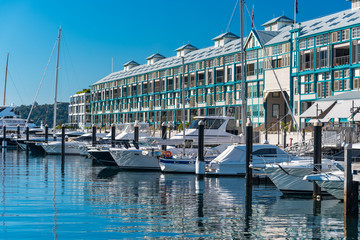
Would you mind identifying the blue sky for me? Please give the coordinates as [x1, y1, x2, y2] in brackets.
[0, 0, 351, 106]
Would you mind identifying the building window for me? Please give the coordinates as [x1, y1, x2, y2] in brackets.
[299, 39, 306, 49]
[272, 104, 280, 118]
[353, 27, 360, 39]
[307, 38, 314, 48]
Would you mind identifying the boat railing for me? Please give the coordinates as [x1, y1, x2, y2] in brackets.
[254, 153, 295, 166]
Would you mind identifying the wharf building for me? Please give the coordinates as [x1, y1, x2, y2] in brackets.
[90, 0, 360, 130]
[68, 89, 92, 130]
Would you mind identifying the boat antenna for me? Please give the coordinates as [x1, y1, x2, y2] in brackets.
[3, 53, 9, 106]
[53, 27, 62, 134]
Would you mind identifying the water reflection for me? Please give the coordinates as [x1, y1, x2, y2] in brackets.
[0, 151, 357, 239]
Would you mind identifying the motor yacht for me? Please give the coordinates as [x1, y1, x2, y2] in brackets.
[170, 116, 243, 146]
[206, 144, 293, 176]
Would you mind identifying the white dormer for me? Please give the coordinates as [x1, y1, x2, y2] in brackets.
[175, 43, 198, 57]
[262, 15, 294, 31]
[348, 0, 360, 9]
[123, 60, 139, 71]
[212, 32, 239, 47]
[146, 53, 165, 65]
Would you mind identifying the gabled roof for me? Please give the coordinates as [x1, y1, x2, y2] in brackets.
[266, 7, 360, 46]
[123, 60, 139, 67]
[262, 15, 294, 26]
[248, 30, 280, 47]
[175, 43, 198, 51]
[146, 53, 165, 60]
[212, 32, 239, 41]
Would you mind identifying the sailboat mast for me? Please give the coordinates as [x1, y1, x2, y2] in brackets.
[240, 0, 247, 135]
[3, 53, 9, 106]
[53, 28, 62, 132]
[181, 56, 186, 156]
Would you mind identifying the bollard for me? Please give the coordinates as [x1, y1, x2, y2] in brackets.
[196, 120, 205, 176]
[313, 121, 322, 200]
[61, 124, 65, 161]
[111, 124, 116, 147]
[92, 124, 96, 147]
[44, 124, 48, 143]
[246, 119, 253, 188]
[344, 142, 359, 217]
[26, 126, 29, 153]
[2, 125, 6, 148]
[283, 129, 286, 149]
[17, 124, 20, 138]
[134, 122, 139, 143]
[161, 122, 167, 151]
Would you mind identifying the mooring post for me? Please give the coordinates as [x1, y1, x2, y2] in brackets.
[2, 125, 6, 149]
[246, 119, 253, 188]
[313, 120, 322, 200]
[302, 128, 306, 144]
[344, 130, 359, 217]
[161, 122, 167, 151]
[134, 122, 139, 143]
[45, 124, 48, 143]
[196, 120, 205, 176]
[111, 124, 116, 148]
[17, 124, 20, 139]
[26, 126, 29, 154]
[61, 124, 65, 161]
[92, 124, 96, 147]
[283, 129, 287, 149]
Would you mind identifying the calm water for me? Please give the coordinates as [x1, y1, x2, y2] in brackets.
[0, 150, 357, 239]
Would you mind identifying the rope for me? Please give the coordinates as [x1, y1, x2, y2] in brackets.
[226, 0, 239, 33]
[26, 39, 58, 127]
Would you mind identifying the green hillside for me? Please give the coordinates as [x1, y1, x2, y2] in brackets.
[15, 102, 69, 128]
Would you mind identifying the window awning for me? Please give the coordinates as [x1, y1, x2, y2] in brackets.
[300, 101, 336, 118]
[324, 99, 360, 121]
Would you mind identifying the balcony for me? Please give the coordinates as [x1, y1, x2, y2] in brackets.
[319, 59, 328, 68]
[236, 73, 242, 80]
[301, 61, 312, 70]
[334, 55, 349, 66]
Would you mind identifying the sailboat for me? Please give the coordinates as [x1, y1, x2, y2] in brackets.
[0, 53, 37, 133]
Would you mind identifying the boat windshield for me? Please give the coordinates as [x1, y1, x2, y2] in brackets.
[188, 119, 225, 130]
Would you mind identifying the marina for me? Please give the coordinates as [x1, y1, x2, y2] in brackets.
[2, 0, 360, 238]
[0, 149, 355, 239]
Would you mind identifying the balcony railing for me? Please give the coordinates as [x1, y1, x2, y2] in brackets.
[302, 61, 312, 70]
[319, 59, 328, 68]
[334, 55, 349, 66]
[236, 73, 242, 80]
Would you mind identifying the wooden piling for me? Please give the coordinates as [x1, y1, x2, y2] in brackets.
[134, 123, 139, 143]
[344, 143, 359, 217]
[92, 124, 96, 147]
[161, 122, 167, 151]
[2, 125, 6, 148]
[313, 121, 322, 200]
[61, 124, 65, 161]
[246, 119, 253, 188]
[111, 124, 115, 147]
[26, 126, 29, 154]
[45, 124, 48, 143]
[17, 124, 20, 138]
[196, 120, 205, 176]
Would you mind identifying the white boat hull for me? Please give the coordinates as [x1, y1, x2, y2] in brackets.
[110, 148, 160, 170]
[159, 158, 196, 173]
[42, 142, 88, 155]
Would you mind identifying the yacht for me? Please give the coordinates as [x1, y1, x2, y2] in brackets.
[109, 141, 161, 170]
[170, 116, 242, 145]
[0, 106, 37, 131]
[303, 169, 351, 200]
[206, 144, 292, 176]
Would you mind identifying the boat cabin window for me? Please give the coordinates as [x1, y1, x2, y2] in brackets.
[252, 148, 277, 157]
[226, 119, 238, 135]
[188, 119, 225, 130]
